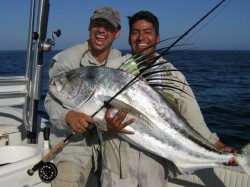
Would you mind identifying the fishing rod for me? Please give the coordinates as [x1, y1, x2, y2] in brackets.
[27, 0, 226, 182]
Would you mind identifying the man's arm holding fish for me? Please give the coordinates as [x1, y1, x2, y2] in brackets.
[45, 55, 94, 134]
[45, 87, 95, 134]
[158, 65, 238, 165]
[45, 94, 135, 134]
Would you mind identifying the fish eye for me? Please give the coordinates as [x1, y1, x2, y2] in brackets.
[65, 74, 69, 78]
[65, 73, 78, 83]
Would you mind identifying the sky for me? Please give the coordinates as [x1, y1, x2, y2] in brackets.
[0, 0, 249, 51]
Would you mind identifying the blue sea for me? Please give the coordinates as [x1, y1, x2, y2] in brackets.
[1, 50, 250, 149]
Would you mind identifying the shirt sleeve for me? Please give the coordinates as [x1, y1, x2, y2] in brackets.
[157, 60, 219, 145]
[44, 55, 72, 130]
[44, 92, 70, 129]
[175, 72, 219, 144]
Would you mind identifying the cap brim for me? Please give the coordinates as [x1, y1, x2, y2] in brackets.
[91, 15, 118, 28]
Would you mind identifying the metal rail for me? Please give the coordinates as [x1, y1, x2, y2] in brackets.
[26, 0, 50, 143]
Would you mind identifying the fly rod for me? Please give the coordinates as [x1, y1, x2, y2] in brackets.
[27, 0, 226, 179]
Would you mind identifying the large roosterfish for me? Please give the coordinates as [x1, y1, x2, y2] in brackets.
[49, 61, 250, 175]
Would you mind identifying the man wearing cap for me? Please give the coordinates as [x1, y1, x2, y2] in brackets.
[45, 6, 122, 187]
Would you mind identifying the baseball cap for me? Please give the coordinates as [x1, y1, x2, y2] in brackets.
[90, 7, 121, 28]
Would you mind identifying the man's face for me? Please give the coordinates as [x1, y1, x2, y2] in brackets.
[89, 18, 120, 52]
[129, 20, 160, 55]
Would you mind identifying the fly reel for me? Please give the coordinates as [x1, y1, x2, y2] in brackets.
[38, 162, 58, 183]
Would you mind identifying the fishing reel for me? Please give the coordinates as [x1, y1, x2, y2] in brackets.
[39, 29, 61, 52]
[38, 162, 58, 183]
[27, 161, 58, 183]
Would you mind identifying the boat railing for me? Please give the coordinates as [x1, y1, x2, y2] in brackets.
[0, 0, 56, 144]
[0, 76, 28, 107]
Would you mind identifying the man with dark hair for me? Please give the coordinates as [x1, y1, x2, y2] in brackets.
[101, 10, 237, 187]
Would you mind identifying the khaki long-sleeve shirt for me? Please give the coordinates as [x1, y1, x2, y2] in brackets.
[44, 42, 121, 168]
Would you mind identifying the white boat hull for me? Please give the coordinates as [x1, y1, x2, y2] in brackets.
[0, 107, 51, 187]
[0, 145, 50, 187]
[169, 167, 250, 187]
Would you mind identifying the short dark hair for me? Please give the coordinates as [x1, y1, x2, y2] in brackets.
[128, 11, 159, 35]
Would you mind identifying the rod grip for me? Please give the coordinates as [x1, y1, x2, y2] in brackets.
[42, 140, 65, 162]
[27, 140, 65, 176]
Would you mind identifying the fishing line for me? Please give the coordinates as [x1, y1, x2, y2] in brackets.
[178, 0, 232, 50]
[155, 0, 226, 60]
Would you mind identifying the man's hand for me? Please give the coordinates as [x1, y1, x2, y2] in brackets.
[65, 111, 94, 133]
[214, 140, 239, 166]
[105, 108, 135, 134]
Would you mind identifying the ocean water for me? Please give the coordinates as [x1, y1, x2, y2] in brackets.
[1, 50, 250, 149]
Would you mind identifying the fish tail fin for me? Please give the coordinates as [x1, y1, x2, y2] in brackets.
[239, 143, 250, 175]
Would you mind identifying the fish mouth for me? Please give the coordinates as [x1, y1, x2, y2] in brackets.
[50, 79, 63, 92]
[50, 79, 56, 86]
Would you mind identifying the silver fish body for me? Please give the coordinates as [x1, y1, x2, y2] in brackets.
[49, 66, 250, 175]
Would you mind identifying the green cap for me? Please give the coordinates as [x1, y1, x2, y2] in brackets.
[91, 6, 121, 28]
